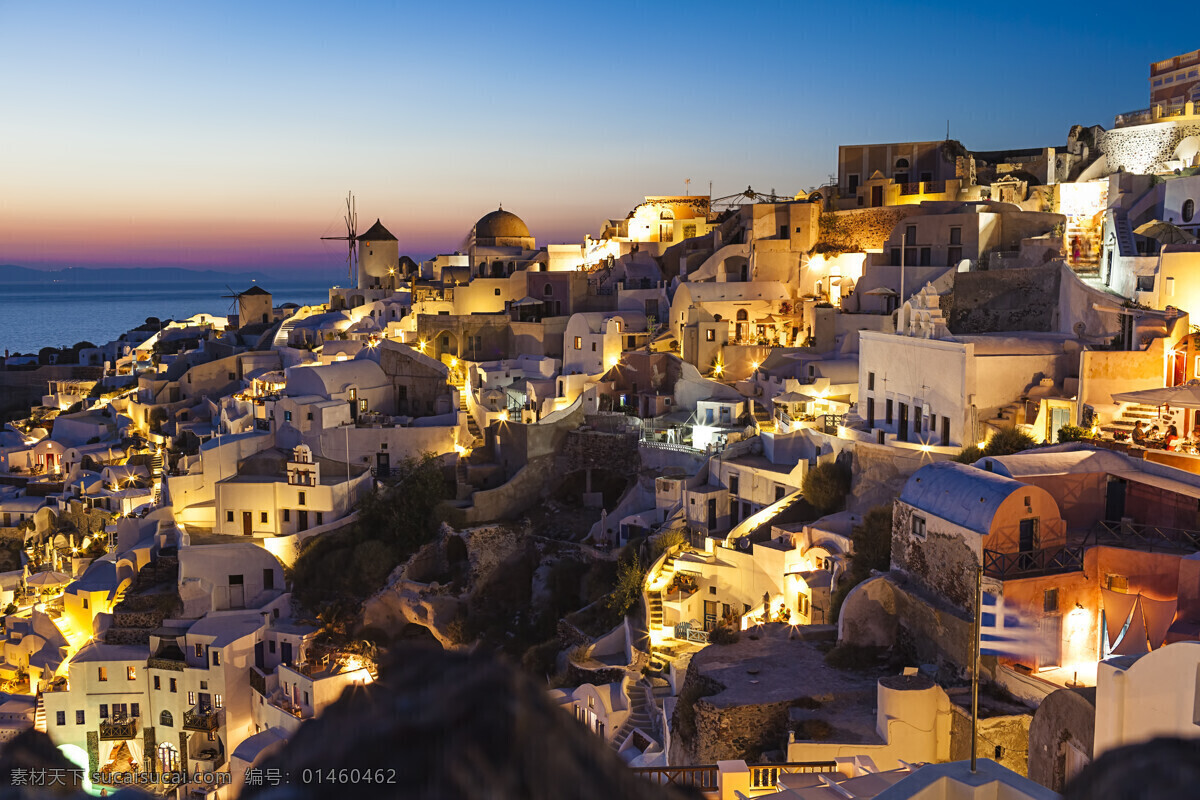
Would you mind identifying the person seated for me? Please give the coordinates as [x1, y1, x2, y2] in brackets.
[1132, 421, 1147, 444]
[1165, 425, 1180, 450]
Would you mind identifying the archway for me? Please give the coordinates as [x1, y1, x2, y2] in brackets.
[158, 741, 179, 772]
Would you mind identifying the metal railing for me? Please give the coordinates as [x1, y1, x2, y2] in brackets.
[900, 182, 921, 195]
[631, 765, 719, 789]
[751, 762, 840, 788]
[1091, 519, 1200, 553]
[673, 621, 709, 643]
[983, 547, 1084, 579]
[631, 761, 839, 791]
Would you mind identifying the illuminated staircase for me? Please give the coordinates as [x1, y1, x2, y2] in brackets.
[33, 694, 45, 733]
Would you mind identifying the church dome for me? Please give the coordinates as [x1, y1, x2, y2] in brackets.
[475, 208, 531, 239]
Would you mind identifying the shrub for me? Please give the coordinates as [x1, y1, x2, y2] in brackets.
[952, 445, 983, 464]
[1056, 424, 1092, 443]
[983, 428, 1036, 457]
[648, 528, 685, 563]
[793, 719, 833, 741]
[709, 625, 740, 646]
[802, 461, 851, 515]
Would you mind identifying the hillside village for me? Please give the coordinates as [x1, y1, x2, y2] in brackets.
[7, 48, 1200, 800]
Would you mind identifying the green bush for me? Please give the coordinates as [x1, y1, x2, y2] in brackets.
[952, 445, 983, 464]
[983, 428, 1036, 456]
[1056, 424, 1092, 443]
[802, 461, 851, 515]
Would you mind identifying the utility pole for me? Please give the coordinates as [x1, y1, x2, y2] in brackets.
[900, 231, 907, 309]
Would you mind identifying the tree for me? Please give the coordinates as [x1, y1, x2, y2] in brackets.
[608, 552, 644, 616]
[830, 504, 893, 622]
[802, 461, 851, 515]
[953, 445, 983, 464]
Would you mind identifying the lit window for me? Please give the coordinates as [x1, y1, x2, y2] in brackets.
[98, 667, 107, 682]
[260, 512, 268, 524]
[154, 676, 160, 690]
[574, 336, 583, 350]
[127, 666, 136, 680]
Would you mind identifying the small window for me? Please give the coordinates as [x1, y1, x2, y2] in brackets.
[269, 640, 276, 654]
[160, 710, 173, 727]
[100, 704, 108, 719]
[195, 644, 204, 659]
[868, 372, 875, 391]
[730, 475, 739, 496]
[76, 710, 85, 725]
[226, 511, 234, 523]
[127, 666, 136, 680]
[212, 650, 221, 667]
[283, 509, 290, 522]
[284, 410, 292, 422]
[1185, 199, 1195, 223]
[591, 342, 596, 352]
[170, 678, 177, 692]
[83, 598, 88, 609]
[494, 288, 501, 296]
[56, 711, 65, 727]
[775, 485, 786, 501]
[905, 225, 917, 243]
[895, 158, 910, 169]
[215, 693, 223, 708]
[574, 336, 583, 350]
[98, 667, 107, 682]
[154, 675, 161, 690]
[298, 491, 306, 506]
[1044, 588, 1060, 613]
[316, 512, 324, 525]
[188, 691, 196, 706]
[303, 691, 309, 706]
[1136, 275, 1155, 292]
[260, 512, 268, 524]
[911, 515, 927, 540]
[306, 412, 313, 421]
[200, 681, 207, 690]
[949, 226, 962, 245]
[706, 329, 715, 342]
[709, 586, 716, 595]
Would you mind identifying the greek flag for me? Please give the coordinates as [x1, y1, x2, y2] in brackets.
[980, 592, 1041, 657]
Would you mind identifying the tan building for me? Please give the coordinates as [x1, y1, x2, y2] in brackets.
[1150, 49, 1200, 108]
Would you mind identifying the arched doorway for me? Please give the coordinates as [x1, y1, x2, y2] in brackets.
[735, 309, 749, 342]
[158, 741, 180, 772]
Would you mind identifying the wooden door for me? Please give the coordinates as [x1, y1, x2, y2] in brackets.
[242, 512, 252, 536]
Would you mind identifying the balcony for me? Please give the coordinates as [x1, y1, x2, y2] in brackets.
[99, 717, 139, 740]
[183, 708, 221, 732]
[982, 547, 1084, 580]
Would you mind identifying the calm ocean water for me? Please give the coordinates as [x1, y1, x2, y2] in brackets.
[0, 280, 335, 355]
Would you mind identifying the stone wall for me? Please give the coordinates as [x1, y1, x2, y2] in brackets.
[946, 264, 1062, 334]
[562, 429, 640, 475]
[890, 503, 977, 611]
[1099, 120, 1200, 174]
[823, 207, 924, 253]
[950, 704, 1032, 777]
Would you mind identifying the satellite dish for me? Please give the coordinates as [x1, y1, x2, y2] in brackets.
[1073, 322, 1087, 338]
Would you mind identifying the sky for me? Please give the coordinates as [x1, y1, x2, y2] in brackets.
[0, 1, 1192, 276]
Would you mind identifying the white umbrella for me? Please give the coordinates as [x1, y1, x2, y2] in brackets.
[775, 391, 816, 404]
[25, 570, 71, 588]
[1112, 381, 1200, 409]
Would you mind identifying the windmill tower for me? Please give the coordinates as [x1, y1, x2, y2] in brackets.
[221, 285, 273, 329]
[321, 192, 400, 291]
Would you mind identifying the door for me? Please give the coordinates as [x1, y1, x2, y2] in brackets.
[242, 511, 252, 536]
[376, 452, 390, 475]
[228, 575, 245, 609]
[281, 642, 293, 666]
[1105, 477, 1127, 521]
[730, 501, 739, 527]
[254, 641, 265, 671]
[897, 403, 909, 442]
[198, 692, 211, 711]
[707, 498, 717, 530]
[866, 397, 875, 428]
[871, 185, 883, 207]
[703, 600, 718, 632]
[1050, 407, 1071, 442]
[941, 416, 950, 446]
[1039, 615, 1063, 670]
[297, 509, 308, 532]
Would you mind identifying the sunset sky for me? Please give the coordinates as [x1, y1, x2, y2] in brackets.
[0, 1, 1191, 276]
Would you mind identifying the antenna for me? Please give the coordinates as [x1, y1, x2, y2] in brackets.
[320, 191, 359, 284]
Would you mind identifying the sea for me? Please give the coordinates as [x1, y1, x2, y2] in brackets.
[0, 278, 336, 355]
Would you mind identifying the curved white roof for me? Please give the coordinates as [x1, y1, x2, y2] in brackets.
[900, 461, 1025, 533]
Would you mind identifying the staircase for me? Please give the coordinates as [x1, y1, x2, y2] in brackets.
[1112, 209, 1138, 258]
[33, 694, 45, 734]
[1101, 402, 1159, 439]
[984, 401, 1026, 432]
[273, 318, 298, 348]
[610, 683, 655, 752]
[457, 384, 483, 447]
